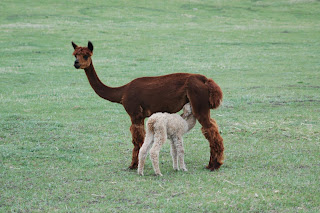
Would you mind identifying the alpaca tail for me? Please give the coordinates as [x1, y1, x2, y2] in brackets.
[206, 79, 223, 109]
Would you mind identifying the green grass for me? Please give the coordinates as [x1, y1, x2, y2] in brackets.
[1, 0, 319, 212]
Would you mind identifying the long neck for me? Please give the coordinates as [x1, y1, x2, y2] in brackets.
[84, 63, 124, 103]
[185, 115, 197, 133]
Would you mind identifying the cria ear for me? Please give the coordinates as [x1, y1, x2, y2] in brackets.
[71, 41, 78, 50]
[88, 41, 94, 52]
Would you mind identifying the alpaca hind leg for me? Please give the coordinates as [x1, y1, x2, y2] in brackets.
[201, 119, 224, 171]
[138, 132, 154, 176]
[129, 123, 145, 169]
[150, 131, 166, 176]
[187, 86, 224, 171]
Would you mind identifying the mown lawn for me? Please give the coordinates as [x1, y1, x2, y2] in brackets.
[0, 0, 319, 212]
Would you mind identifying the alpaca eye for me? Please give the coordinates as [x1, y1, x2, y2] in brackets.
[83, 55, 89, 60]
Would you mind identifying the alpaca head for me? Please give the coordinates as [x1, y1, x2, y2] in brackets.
[72, 41, 94, 69]
[181, 103, 193, 119]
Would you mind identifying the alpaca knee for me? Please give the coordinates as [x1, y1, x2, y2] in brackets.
[150, 149, 159, 164]
[130, 124, 146, 148]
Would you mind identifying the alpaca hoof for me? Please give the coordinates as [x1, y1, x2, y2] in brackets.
[182, 168, 188, 172]
[213, 161, 223, 170]
[128, 164, 138, 170]
[208, 166, 216, 171]
[206, 162, 222, 171]
[138, 171, 144, 176]
[206, 165, 213, 170]
[156, 173, 163, 176]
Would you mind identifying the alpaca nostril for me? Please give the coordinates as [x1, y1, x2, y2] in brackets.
[74, 60, 80, 67]
[74, 62, 80, 69]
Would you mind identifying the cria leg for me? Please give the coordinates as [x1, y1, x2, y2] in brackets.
[149, 130, 166, 176]
[169, 138, 178, 170]
[176, 136, 187, 171]
[138, 132, 154, 176]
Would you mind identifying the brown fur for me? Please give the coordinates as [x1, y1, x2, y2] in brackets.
[71, 41, 225, 170]
[129, 124, 146, 168]
[201, 119, 224, 170]
[206, 79, 223, 109]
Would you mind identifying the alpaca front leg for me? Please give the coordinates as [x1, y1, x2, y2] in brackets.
[130, 124, 145, 169]
[176, 137, 187, 172]
[170, 139, 179, 171]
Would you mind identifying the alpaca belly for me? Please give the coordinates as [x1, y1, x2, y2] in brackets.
[166, 116, 186, 137]
[130, 81, 189, 114]
[146, 95, 188, 114]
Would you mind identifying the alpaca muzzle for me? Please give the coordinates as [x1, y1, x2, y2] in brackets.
[74, 59, 80, 69]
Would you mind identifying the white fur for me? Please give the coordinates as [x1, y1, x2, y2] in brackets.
[138, 103, 196, 176]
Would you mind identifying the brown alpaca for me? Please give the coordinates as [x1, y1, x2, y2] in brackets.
[71, 41, 224, 171]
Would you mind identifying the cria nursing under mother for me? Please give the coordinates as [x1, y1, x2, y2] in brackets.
[71, 41, 224, 171]
[138, 103, 197, 176]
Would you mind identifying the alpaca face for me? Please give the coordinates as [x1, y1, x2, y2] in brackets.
[182, 103, 193, 119]
[72, 41, 93, 69]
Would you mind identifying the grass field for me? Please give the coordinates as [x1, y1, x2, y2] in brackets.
[1, 0, 319, 212]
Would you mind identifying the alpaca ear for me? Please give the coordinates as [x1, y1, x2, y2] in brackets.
[88, 41, 94, 52]
[72, 41, 78, 50]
